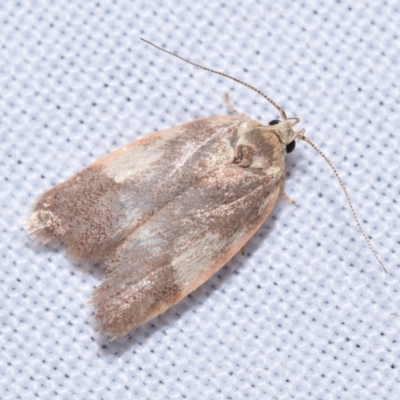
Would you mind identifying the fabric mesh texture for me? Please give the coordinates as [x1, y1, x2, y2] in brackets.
[1, 1, 399, 399]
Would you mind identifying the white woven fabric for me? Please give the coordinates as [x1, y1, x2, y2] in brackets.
[1, 0, 399, 398]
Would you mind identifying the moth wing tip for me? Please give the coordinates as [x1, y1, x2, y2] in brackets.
[88, 286, 130, 342]
[26, 211, 54, 244]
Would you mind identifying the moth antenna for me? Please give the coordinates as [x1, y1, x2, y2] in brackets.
[141, 38, 287, 121]
[299, 134, 387, 273]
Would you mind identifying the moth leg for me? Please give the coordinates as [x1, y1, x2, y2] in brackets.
[224, 92, 247, 118]
[280, 172, 296, 205]
[240, 246, 246, 256]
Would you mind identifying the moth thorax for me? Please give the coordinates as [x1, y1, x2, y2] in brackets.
[234, 121, 282, 168]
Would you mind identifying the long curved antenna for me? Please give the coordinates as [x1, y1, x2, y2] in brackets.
[299, 134, 387, 273]
[141, 38, 287, 120]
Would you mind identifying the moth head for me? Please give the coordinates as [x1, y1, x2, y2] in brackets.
[268, 118, 305, 154]
[234, 118, 300, 168]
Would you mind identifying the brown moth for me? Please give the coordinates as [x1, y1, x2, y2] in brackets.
[27, 39, 385, 340]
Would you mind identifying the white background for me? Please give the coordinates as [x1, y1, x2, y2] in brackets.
[0, 0, 399, 399]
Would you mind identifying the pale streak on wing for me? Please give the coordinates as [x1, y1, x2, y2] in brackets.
[91, 160, 282, 339]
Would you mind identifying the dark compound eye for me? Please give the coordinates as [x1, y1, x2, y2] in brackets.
[268, 119, 280, 126]
[286, 140, 296, 153]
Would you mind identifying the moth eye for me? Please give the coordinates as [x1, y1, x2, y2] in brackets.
[286, 140, 296, 153]
[268, 119, 280, 126]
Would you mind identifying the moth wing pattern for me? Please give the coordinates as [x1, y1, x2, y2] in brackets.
[92, 151, 282, 338]
[28, 116, 240, 262]
[28, 115, 286, 339]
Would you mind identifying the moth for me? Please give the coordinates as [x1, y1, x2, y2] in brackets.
[27, 39, 385, 340]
